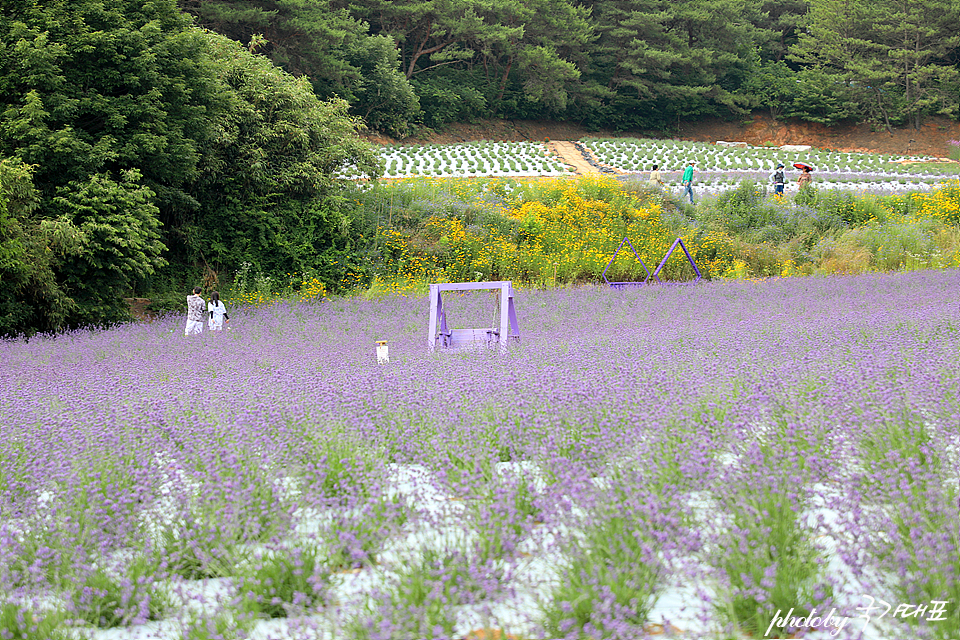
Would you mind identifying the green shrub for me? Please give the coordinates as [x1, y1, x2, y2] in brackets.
[301, 431, 380, 500]
[394, 547, 492, 607]
[6, 531, 78, 590]
[858, 414, 941, 498]
[327, 496, 408, 568]
[882, 485, 960, 640]
[794, 185, 821, 207]
[146, 292, 186, 316]
[713, 486, 831, 638]
[710, 181, 779, 234]
[160, 526, 238, 580]
[813, 190, 890, 226]
[342, 546, 497, 640]
[833, 221, 939, 271]
[411, 75, 489, 129]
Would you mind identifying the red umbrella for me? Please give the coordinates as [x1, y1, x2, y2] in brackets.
[793, 162, 814, 171]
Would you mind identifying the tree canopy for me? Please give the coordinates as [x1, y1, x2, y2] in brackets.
[0, 0, 381, 336]
[791, 0, 960, 130]
[182, 0, 959, 132]
[179, 31, 382, 281]
[0, 159, 82, 335]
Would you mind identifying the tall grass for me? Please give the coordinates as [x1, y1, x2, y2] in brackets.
[345, 177, 960, 295]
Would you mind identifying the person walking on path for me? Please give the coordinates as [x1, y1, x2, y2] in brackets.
[798, 166, 813, 189]
[208, 291, 229, 331]
[772, 163, 786, 196]
[185, 287, 205, 336]
[681, 161, 695, 203]
[648, 164, 664, 190]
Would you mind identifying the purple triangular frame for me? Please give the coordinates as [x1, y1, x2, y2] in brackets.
[602, 237, 652, 289]
[651, 237, 702, 285]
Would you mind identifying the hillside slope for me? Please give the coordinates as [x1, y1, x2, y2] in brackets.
[366, 113, 960, 158]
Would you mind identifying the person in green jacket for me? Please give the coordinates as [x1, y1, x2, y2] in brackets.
[681, 161, 695, 204]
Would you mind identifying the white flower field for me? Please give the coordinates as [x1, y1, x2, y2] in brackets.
[353, 138, 959, 196]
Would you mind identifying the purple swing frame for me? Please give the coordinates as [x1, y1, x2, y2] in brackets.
[428, 281, 520, 352]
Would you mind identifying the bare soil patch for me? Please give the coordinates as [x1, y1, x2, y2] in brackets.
[124, 298, 156, 322]
[366, 113, 960, 157]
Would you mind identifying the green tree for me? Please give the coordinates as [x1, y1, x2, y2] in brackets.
[360, 0, 500, 80]
[2, 0, 383, 332]
[791, 0, 960, 130]
[0, 0, 219, 197]
[736, 52, 858, 124]
[187, 0, 366, 82]
[756, 0, 808, 62]
[176, 32, 382, 289]
[479, 0, 593, 115]
[0, 0, 220, 325]
[582, 0, 769, 130]
[184, 0, 420, 136]
[0, 158, 82, 337]
[345, 34, 421, 137]
[53, 170, 166, 325]
[357, 0, 592, 122]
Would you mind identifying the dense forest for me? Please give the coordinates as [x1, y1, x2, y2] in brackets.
[2, 0, 959, 336]
[182, 0, 960, 135]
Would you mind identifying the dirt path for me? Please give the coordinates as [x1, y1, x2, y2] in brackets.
[124, 298, 156, 322]
[547, 141, 632, 175]
[547, 141, 597, 174]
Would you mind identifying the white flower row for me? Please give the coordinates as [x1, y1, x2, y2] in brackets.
[380, 141, 572, 178]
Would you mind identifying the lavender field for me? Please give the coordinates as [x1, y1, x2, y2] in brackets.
[1, 271, 958, 640]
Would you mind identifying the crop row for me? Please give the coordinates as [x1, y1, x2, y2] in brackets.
[343, 139, 958, 192]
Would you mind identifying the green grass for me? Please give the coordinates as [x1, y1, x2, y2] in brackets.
[541, 514, 664, 638]
[239, 546, 331, 618]
[712, 486, 830, 638]
[0, 604, 71, 640]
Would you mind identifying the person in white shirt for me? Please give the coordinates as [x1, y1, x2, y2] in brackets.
[184, 287, 205, 335]
[648, 164, 664, 190]
[208, 291, 229, 331]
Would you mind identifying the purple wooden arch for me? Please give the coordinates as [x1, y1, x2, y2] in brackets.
[428, 281, 520, 352]
[602, 236, 652, 290]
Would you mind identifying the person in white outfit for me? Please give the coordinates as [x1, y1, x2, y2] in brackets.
[184, 287, 205, 335]
[208, 291, 229, 331]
